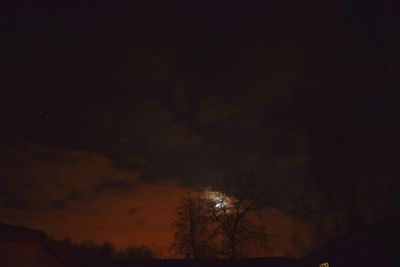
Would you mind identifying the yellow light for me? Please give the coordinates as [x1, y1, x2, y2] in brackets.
[319, 262, 330, 267]
[204, 190, 232, 210]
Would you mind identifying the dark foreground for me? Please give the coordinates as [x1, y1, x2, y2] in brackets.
[2, 214, 400, 267]
[111, 258, 300, 267]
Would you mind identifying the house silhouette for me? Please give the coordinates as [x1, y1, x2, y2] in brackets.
[0, 223, 64, 267]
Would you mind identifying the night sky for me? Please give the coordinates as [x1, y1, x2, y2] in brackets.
[1, 0, 400, 257]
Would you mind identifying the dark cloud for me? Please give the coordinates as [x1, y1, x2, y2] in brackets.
[0, 1, 311, 190]
[50, 200, 67, 211]
[0, 194, 29, 210]
[128, 208, 138, 215]
[93, 179, 137, 194]
[0, 133, 190, 247]
[50, 192, 85, 211]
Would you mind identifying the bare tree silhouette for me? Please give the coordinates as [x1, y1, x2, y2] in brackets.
[171, 172, 272, 258]
[209, 172, 271, 258]
[170, 192, 216, 258]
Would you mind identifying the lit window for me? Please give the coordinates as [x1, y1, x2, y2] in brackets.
[319, 262, 330, 267]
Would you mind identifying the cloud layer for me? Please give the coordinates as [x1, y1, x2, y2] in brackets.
[0, 133, 189, 249]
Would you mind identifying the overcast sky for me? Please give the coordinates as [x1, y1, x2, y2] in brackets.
[1, 0, 399, 256]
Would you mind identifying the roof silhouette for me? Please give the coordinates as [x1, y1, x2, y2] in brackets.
[0, 222, 64, 264]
